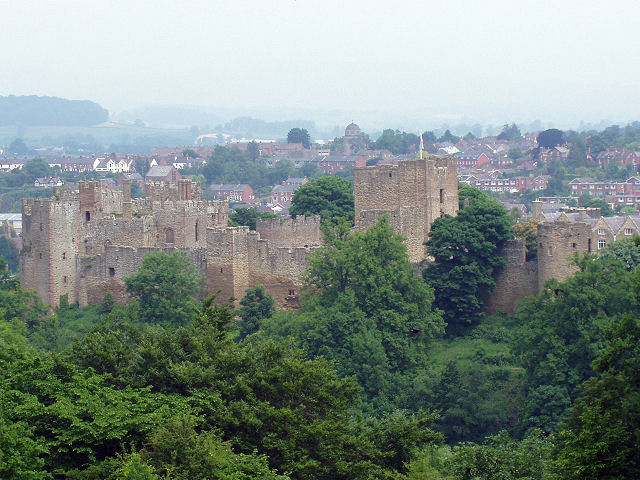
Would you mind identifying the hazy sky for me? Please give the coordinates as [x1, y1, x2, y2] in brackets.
[2, 0, 639, 128]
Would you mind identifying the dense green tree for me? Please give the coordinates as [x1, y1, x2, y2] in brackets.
[263, 218, 444, 409]
[236, 284, 274, 340]
[21, 158, 52, 183]
[69, 298, 420, 480]
[497, 123, 521, 141]
[421, 131, 437, 144]
[567, 135, 588, 167]
[552, 315, 640, 479]
[512, 251, 639, 433]
[462, 132, 477, 141]
[0, 95, 108, 126]
[289, 176, 354, 225]
[247, 139, 260, 160]
[423, 186, 513, 332]
[229, 207, 278, 230]
[536, 128, 564, 148]
[287, 128, 311, 149]
[437, 129, 460, 144]
[374, 129, 419, 154]
[8, 138, 28, 155]
[0, 237, 19, 272]
[582, 197, 614, 216]
[507, 146, 523, 159]
[125, 251, 202, 327]
[544, 157, 569, 195]
[448, 430, 552, 480]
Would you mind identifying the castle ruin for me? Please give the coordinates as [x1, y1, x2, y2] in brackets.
[20, 179, 320, 308]
[21, 156, 623, 316]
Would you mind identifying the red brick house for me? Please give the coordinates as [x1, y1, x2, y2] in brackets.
[209, 183, 254, 202]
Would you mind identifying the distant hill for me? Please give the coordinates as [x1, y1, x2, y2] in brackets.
[0, 95, 108, 126]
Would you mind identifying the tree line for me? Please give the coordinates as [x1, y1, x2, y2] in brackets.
[1, 180, 639, 478]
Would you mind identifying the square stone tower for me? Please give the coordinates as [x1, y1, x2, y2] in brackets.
[354, 156, 459, 262]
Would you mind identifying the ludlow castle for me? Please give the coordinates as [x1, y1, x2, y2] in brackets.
[20, 156, 629, 313]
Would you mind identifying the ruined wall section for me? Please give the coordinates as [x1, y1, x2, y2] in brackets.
[76, 246, 207, 307]
[79, 181, 103, 222]
[247, 236, 312, 308]
[537, 221, 591, 292]
[81, 218, 149, 254]
[207, 226, 313, 308]
[485, 238, 538, 315]
[100, 188, 123, 216]
[255, 215, 321, 249]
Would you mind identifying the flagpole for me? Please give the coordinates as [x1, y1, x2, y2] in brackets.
[419, 131, 424, 159]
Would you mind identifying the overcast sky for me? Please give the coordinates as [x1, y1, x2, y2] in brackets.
[2, 0, 639, 128]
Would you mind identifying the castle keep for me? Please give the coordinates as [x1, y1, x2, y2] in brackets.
[21, 179, 320, 307]
[354, 156, 459, 262]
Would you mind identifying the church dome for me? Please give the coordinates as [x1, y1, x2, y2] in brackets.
[345, 122, 361, 136]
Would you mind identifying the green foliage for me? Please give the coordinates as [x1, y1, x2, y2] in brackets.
[545, 157, 568, 196]
[447, 430, 552, 480]
[507, 146, 523, 159]
[567, 135, 588, 167]
[497, 123, 522, 141]
[144, 415, 288, 480]
[374, 129, 419, 154]
[237, 284, 274, 340]
[0, 237, 19, 273]
[229, 207, 278, 230]
[582, 197, 614, 216]
[115, 452, 158, 480]
[552, 315, 640, 479]
[286, 128, 311, 149]
[289, 176, 354, 225]
[438, 129, 460, 144]
[537, 128, 564, 149]
[512, 252, 639, 433]
[599, 235, 640, 269]
[406, 314, 526, 444]
[197, 145, 301, 192]
[125, 251, 202, 327]
[263, 218, 444, 410]
[28, 302, 102, 352]
[424, 186, 513, 332]
[9, 137, 29, 155]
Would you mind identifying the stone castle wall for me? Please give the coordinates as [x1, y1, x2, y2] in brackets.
[537, 221, 591, 292]
[486, 238, 538, 315]
[77, 246, 208, 306]
[207, 216, 320, 308]
[255, 215, 322, 249]
[354, 156, 458, 262]
[21, 180, 230, 307]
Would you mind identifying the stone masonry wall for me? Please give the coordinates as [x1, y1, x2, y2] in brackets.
[537, 221, 591, 292]
[77, 246, 208, 307]
[207, 226, 312, 308]
[255, 215, 321, 249]
[354, 156, 458, 263]
[486, 238, 538, 315]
